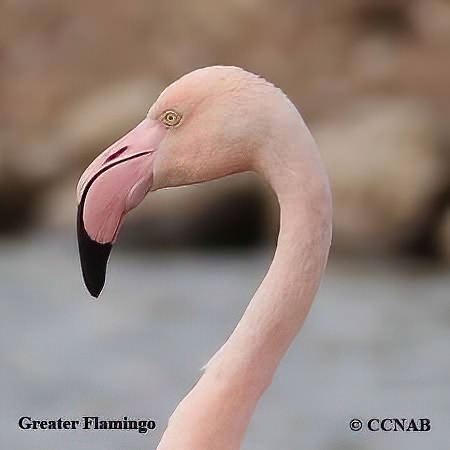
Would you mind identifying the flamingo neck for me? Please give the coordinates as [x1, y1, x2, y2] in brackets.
[207, 112, 331, 403]
[157, 108, 332, 449]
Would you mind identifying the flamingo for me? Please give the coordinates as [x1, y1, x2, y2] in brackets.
[76, 66, 332, 450]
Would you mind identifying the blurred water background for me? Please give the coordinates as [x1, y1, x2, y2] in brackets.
[1, 1, 449, 449]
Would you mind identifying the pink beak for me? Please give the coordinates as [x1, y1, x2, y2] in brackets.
[77, 118, 166, 297]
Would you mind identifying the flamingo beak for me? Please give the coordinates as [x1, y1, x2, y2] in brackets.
[76, 118, 166, 297]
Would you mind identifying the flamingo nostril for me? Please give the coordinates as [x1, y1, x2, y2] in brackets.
[104, 146, 129, 164]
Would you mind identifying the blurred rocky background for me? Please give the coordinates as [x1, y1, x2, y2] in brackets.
[1, 0, 449, 261]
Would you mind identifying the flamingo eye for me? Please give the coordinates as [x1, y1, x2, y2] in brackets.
[161, 110, 182, 127]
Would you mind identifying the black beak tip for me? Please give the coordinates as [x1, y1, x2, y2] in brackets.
[86, 277, 104, 298]
[77, 204, 112, 298]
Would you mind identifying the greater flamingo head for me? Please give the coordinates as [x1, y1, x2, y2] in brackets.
[77, 66, 279, 297]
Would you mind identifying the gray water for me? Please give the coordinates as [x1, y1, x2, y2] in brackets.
[1, 233, 449, 449]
